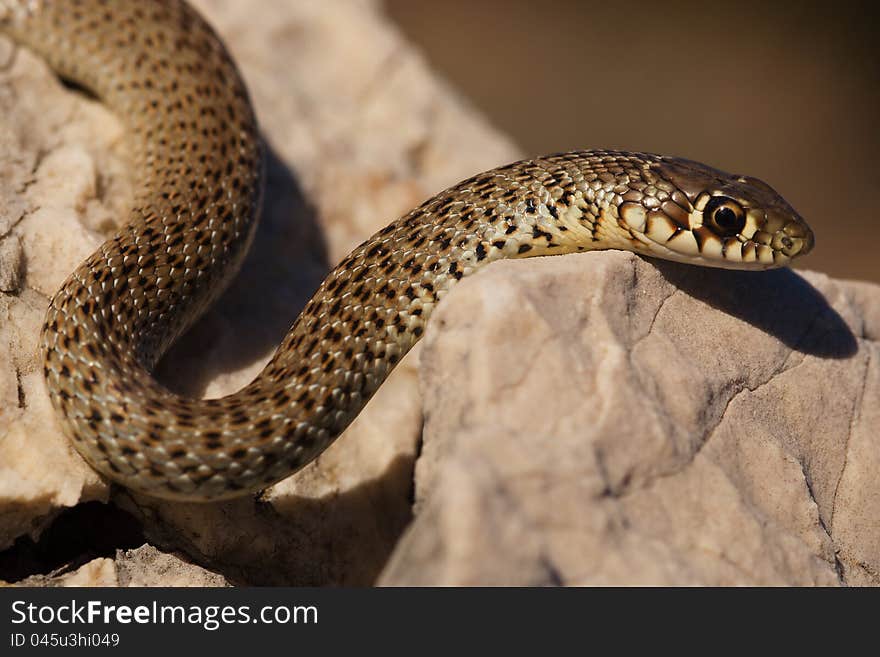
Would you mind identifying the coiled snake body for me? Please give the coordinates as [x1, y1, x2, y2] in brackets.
[1, 0, 814, 500]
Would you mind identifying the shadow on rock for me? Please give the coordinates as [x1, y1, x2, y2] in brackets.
[130, 453, 416, 586]
[652, 259, 857, 359]
[156, 140, 330, 396]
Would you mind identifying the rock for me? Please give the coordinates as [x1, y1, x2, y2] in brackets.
[115, 545, 229, 587]
[14, 559, 118, 587]
[377, 251, 878, 586]
[49, 558, 118, 587]
[0, 0, 519, 585]
[13, 544, 228, 586]
[0, 236, 22, 292]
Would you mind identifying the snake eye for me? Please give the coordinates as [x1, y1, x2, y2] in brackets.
[704, 196, 745, 237]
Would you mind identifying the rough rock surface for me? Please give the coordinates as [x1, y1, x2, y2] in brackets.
[0, 0, 518, 585]
[1, 0, 878, 587]
[16, 545, 228, 587]
[378, 252, 879, 586]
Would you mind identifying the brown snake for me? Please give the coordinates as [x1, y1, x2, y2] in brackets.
[0, 0, 815, 501]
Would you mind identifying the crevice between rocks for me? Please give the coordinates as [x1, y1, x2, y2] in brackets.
[830, 345, 871, 530]
[801, 462, 846, 585]
[0, 502, 145, 583]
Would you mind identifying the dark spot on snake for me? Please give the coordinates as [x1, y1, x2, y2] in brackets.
[518, 244, 533, 254]
[492, 240, 506, 250]
[505, 224, 517, 235]
[366, 244, 386, 259]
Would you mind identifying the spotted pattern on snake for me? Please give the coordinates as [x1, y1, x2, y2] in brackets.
[0, 0, 814, 501]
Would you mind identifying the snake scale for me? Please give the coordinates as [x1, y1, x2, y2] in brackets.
[0, 0, 814, 501]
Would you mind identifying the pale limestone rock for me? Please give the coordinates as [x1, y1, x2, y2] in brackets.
[11, 544, 225, 586]
[15, 557, 118, 587]
[0, 235, 22, 292]
[0, 0, 518, 584]
[56, 557, 118, 587]
[379, 251, 877, 586]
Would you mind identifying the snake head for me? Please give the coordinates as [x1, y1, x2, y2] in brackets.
[617, 156, 814, 270]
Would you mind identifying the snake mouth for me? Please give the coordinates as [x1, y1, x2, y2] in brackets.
[633, 220, 812, 270]
[781, 219, 814, 258]
[763, 207, 814, 260]
[639, 241, 790, 270]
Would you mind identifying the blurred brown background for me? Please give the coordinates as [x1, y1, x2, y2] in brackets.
[386, 0, 878, 283]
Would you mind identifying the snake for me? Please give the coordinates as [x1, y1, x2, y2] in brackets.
[0, 0, 815, 501]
